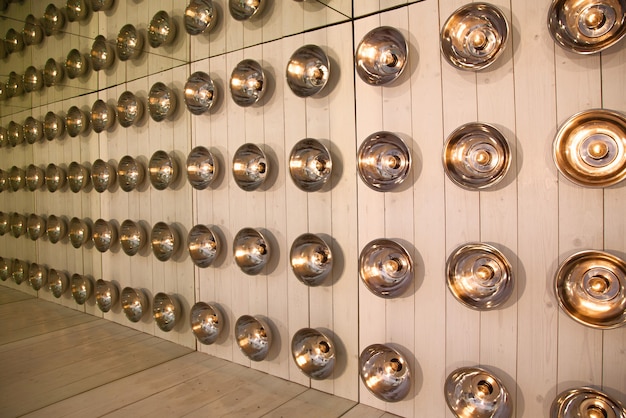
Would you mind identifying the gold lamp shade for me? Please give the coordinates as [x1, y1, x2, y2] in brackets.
[446, 242, 514, 310]
[553, 109, 626, 188]
[548, 0, 626, 54]
[443, 122, 511, 190]
[551, 387, 626, 418]
[121, 287, 149, 322]
[555, 250, 626, 329]
[95, 279, 118, 313]
[48, 269, 68, 298]
[444, 366, 512, 418]
[440, 2, 510, 71]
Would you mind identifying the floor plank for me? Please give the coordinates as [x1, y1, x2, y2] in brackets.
[0, 285, 35, 304]
[263, 388, 357, 418]
[0, 286, 389, 418]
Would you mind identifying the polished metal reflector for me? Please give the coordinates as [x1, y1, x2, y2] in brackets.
[440, 2, 510, 71]
[553, 109, 626, 187]
[23, 66, 44, 93]
[65, 49, 89, 79]
[46, 214, 67, 243]
[45, 164, 66, 192]
[117, 155, 145, 192]
[286, 44, 330, 98]
[184, 71, 216, 115]
[233, 227, 270, 275]
[229, 0, 266, 21]
[95, 279, 118, 313]
[93, 219, 117, 253]
[289, 138, 332, 192]
[69, 217, 90, 248]
[190, 301, 223, 345]
[186, 146, 218, 189]
[91, 159, 116, 192]
[548, 0, 626, 54]
[291, 328, 335, 379]
[116, 91, 144, 128]
[357, 131, 411, 191]
[289, 233, 333, 286]
[555, 250, 626, 329]
[24, 117, 43, 144]
[229, 59, 266, 107]
[551, 387, 626, 418]
[151, 222, 179, 262]
[355, 26, 408, 86]
[232, 143, 268, 191]
[120, 219, 146, 256]
[65, 106, 90, 137]
[25, 164, 45, 191]
[116, 24, 143, 61]
[443, 122, 511, 190]
[359, 238, 413, 298]
[26, 213, 46, 240]
[28, 263, 48, 291]
[148, 82, 177, 122]
[90, 35, 115, 71]
[359, 343, 411, 402]
[23, 14, 44, 46]
[71, 274, 92, 305]
[121, 287, 149, 322]
[187, 224, 220, 268]
[153, 292, 180, 332]
[49, 269, 68, 298]
[43, 112, 64, 140]
[91, 99, 116, 133]
[184, 0, 218, 35]
[148, 10, 177, 48]
[149, 150, 178, 190]
[235, 314, 272, 361]
[446, 242, 513, 310]
[444, 366, 512, 418]
[67, 161, 90, 193]
[44, 59, 65, 87]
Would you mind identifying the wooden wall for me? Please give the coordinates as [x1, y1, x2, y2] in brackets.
[1, 0, 625, 416]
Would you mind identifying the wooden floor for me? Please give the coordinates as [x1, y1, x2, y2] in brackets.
[0, 286, 394, 418]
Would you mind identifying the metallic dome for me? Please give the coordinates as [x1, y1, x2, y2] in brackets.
[28, 263, 48, 291]
[69, 217, 91, 248]
[116, 24, 143, 61]
[26, 213, 46, 240]
[357, 131, 412, 191]
[232, 143, 268, 191]
[91, 99, 116, 133]
[25, 164, 45, 191]
[46, 214, 67, 243]
[229, 59, 266, 107]
[444, 366, 512, 418]
[90, 35, 115, 72]
[190, 301, 223, 345]
[45, 163, 67, 192]
[23, 14, 44, 46]
[186, 146, 218, 189]
[120, 219, 146, 256]
[148, 82, 177, 122]
[43, 59, 65, 87]
[233, 227, 270, 275]
[67, 161, 90, 193]
[65, 106, 90, 137]
[551, 387, 626, 418]
[555, 250, 626, 329]
[23, 66, 44, 93]
[359, 343, 411, 402]
[148, 10, 177, 48]
[93, 219, 117, 253]
[71, 274, 93, 305]
[359, 238, 413, 298]
[286, 44, 330, 98]
[187, 224, 220, 268]
[149, 150, 178, 190]
[355, 26, 408, 86]
[121, 287, 149, 322]
[229, 0, 266, 21]
[95, 279, 119, 313]
[0, 257, 10, 281]
[9, 165, 25, 191]
[117, 155, 145, 192]
[43, 111, 65, 140]
[184, 71, 217, 115]
[66, 0, 89, 22]
[289, 138, 332, 192]
[8, 121, 24, 147]
[289, 233, 333, 286]
[151, 222, 180, 262]
[153, 292, 181, 332]
[440, 3, 510, 71]
[48, 269, 69, 298]
[9, 212, 26, 238]
[116, 91, 144, 128]
[91, 159, 117, 192]
[291, 328, 336, 379]
[184, 0, 218, 35]
[235, 314, 272, 361]
[11, 259, 29, 285]
[65, 49, 89, 79]
[24, 117, 44, 144]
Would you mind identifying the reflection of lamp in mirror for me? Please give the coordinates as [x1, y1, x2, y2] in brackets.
[153, 292, 181, 332]
[43, 58, 65, 87]
[148, 82, 177, 122]
[291, 328, 335, 380]
[235, 314, 272, 361]
[0, 257, 10, 281]
[9, 212, 27, 238]
[91, 99, 116, 133]
[0, 128, 7, 147]
[0, 170, 8, 192]
[90, 35, 115, 71]
[91, 0, 114, 12]
[0, 212, 8, 236]
[48, 269, 68, 298]
[45, 164, 66, 192]
[232, 143, 268, 191]
[116, 91, 144, 128]
[66, 0, 89, 22]
[440, 3, 510, 71]
[289, 138, 332, 192]
[186, 146, 218, 190]
[23, 66, 44, 93]
[43, 111, 65, 140]
[91, 158, 116, 192]
[65, 48, 89, 79]
[5, 28, 25, 54]
[93, 219, 117, 253]
[95, 279, 119, 313]
[151, 222, 180, 262]
[357, 131, 412, 191]
[69, 217, 91, 249]
[187, 224, 220, 268]
[28, 263, 48, 291]
[67, 161, 90, 193]
[149, 150, 178, 190]
[9, 165, 25, 191]
[359, 238, 413, 298]
[66, 106, 90, 137]
[355, 26, 408, 86]
[24, 117, 44, 144]
[116, 24, 143, 61]
[8, 120, 24, 147]
[229, 59, 266, 107]
[46, 214, 67, 243]
[148, 10, 177, 48]
[184, 71, 216, 115]
[233, 227, 270, 275]
[551, 387, 626, 418]
[43, 3, 66, 36]
[23, 14, 44, 46]
[12, 259, 29, 285]
[121, 287, 149, 322]
[71, 274, 93, 305]
[548, 0, 626, 54]
[120, 219, 147, 256]
[229, 0, 266, 21]
[444, 366, 512, 418]
[6, 72, 24, 98]
[359, 343, 411, 402]
[289, 233, 333, 286]
[25, 164, 45, 191]
[190, 302, 223, 345]
[184, 0, 218, 35]
[117, 155, 145, 192]
[286, 44, 330, 98]
[26, 213, 46, 240]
